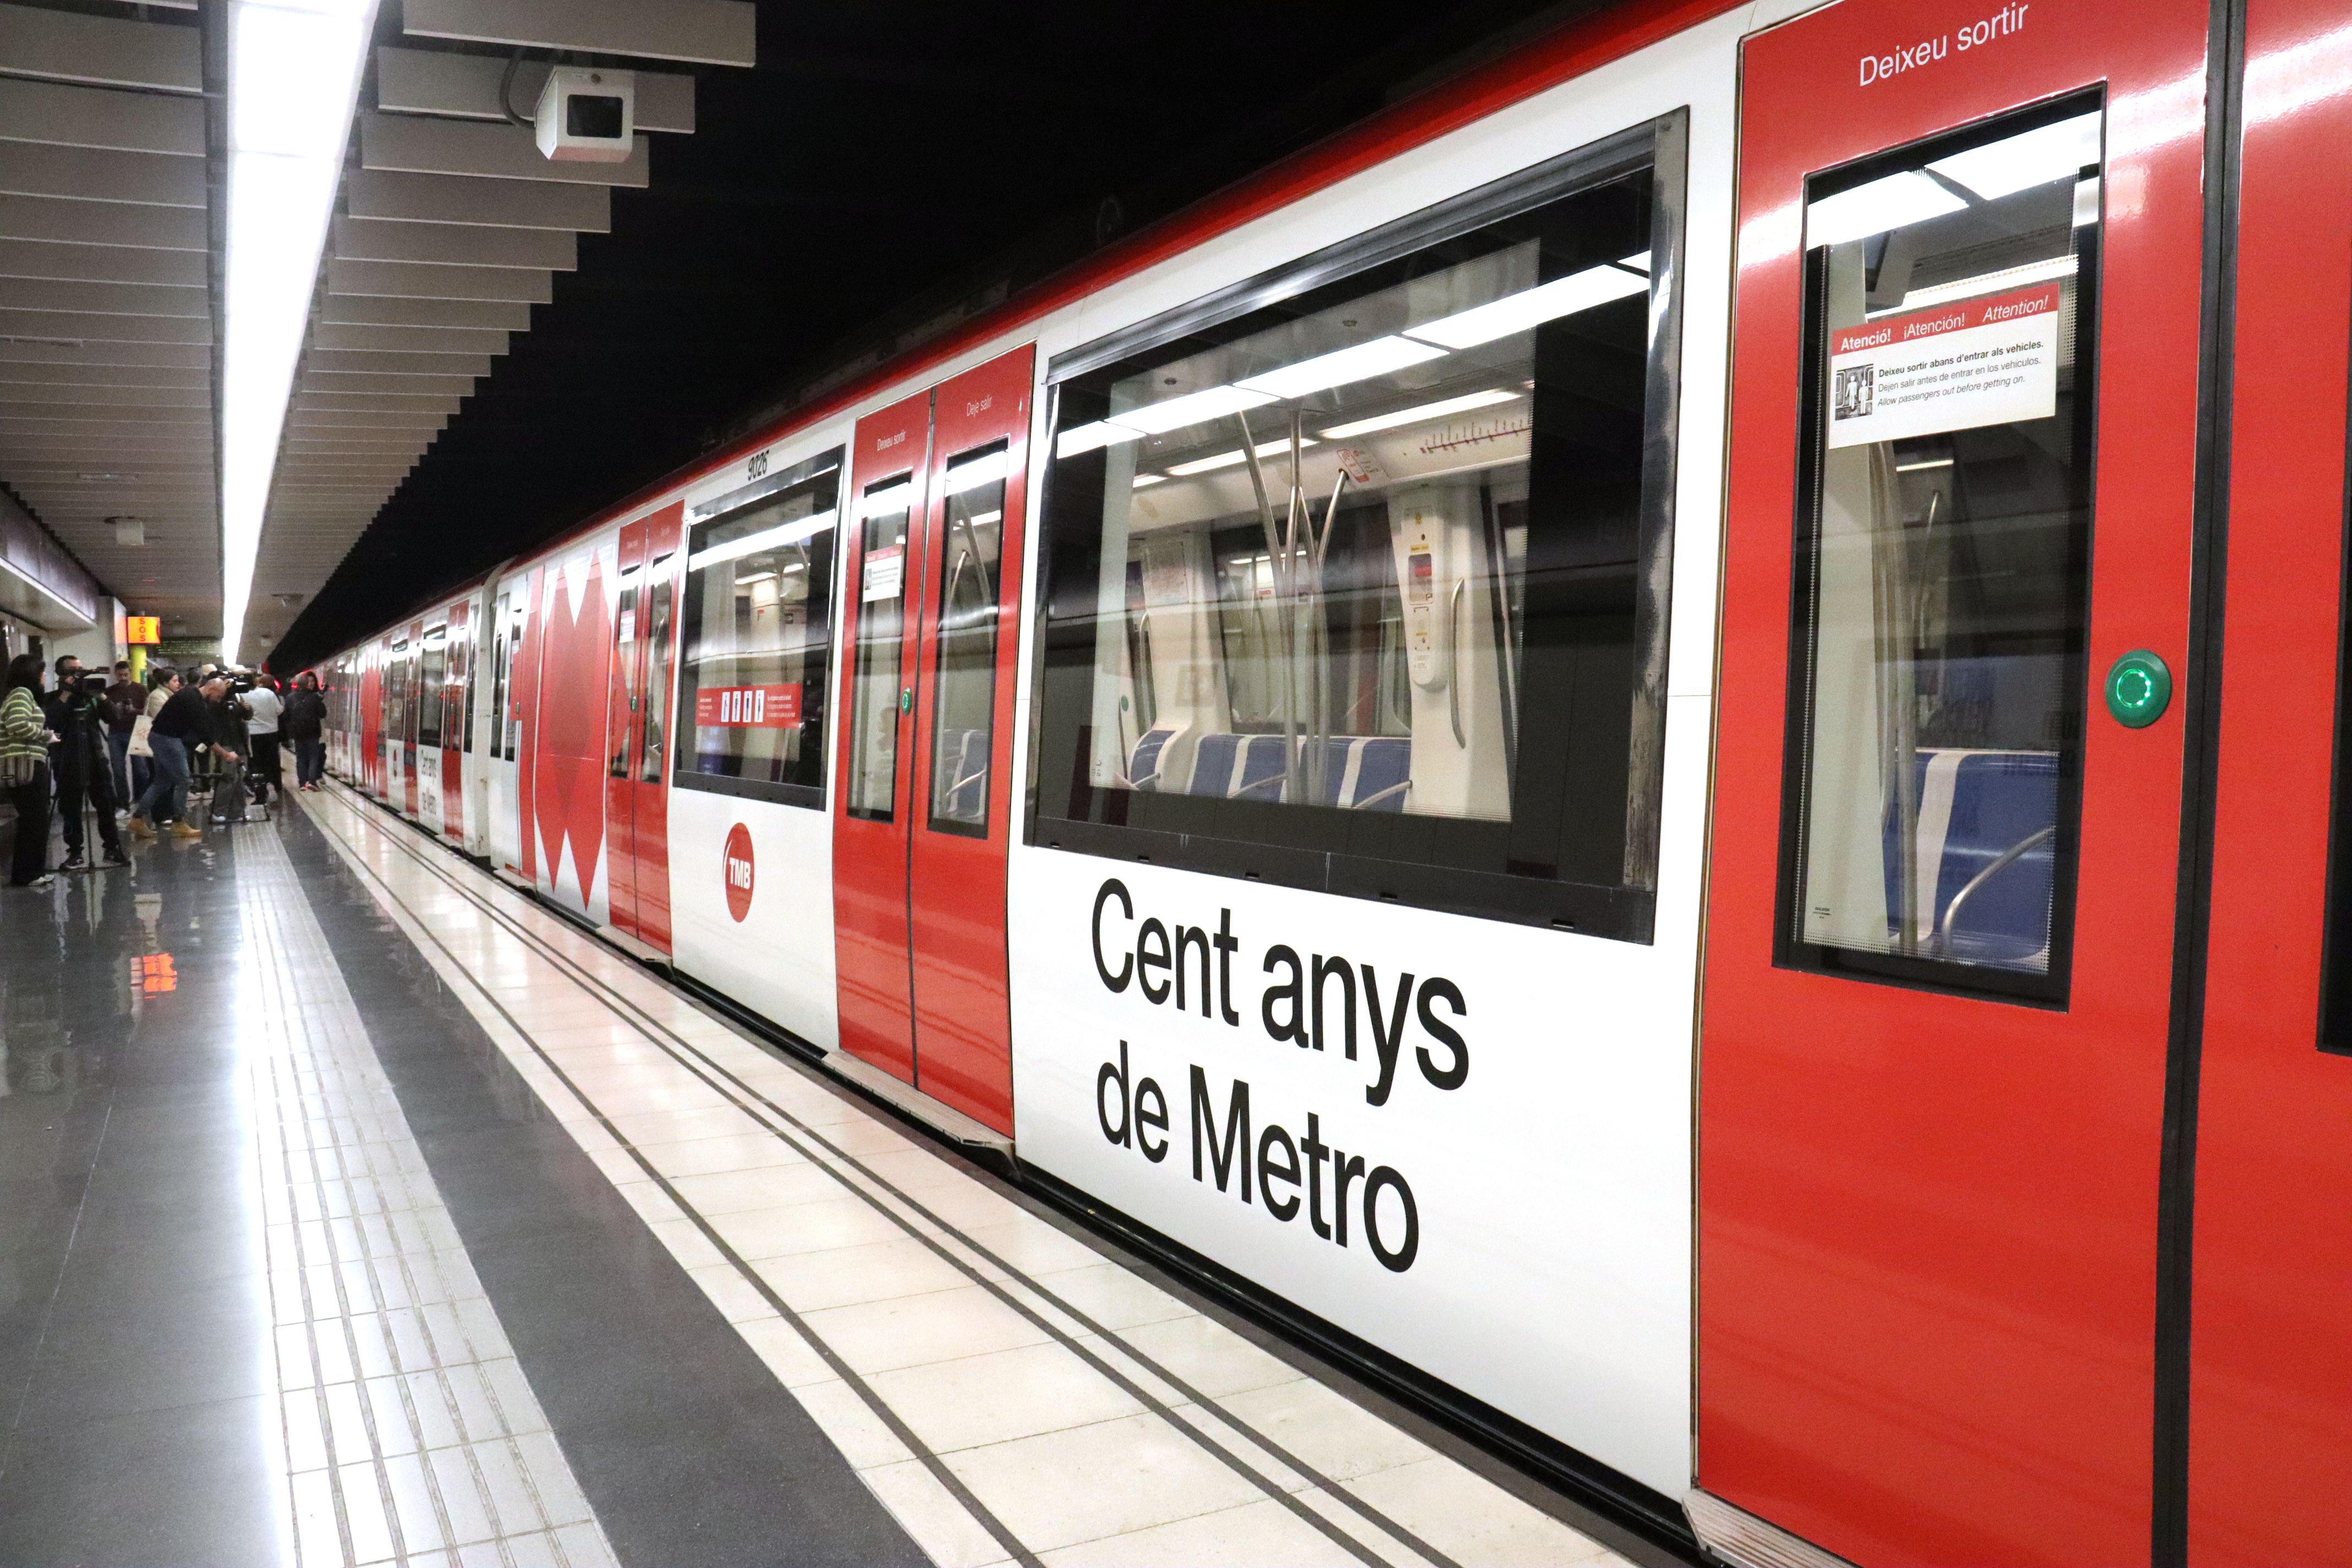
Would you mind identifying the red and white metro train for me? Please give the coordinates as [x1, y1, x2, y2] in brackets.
[315, 0, 2352, 1560]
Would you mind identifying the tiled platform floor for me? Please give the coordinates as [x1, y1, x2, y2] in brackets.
[0, 783, 1660, 1568]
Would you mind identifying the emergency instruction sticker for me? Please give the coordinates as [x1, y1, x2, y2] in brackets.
[1827, 281, 2062, 448]
[862, 545, 903, 602]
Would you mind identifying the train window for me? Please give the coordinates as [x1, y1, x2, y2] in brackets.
[455, 616, 475, 754]
[640, 554, 674, 784]
[1779, 96, 2101, 1004]
[386, 639, 407, 745]
[502, 595, 526, 760]
[846, 472, 913, 821]
[674, 448, 841, 808]
[418, 625, 447, 750]
[1032, 114, 1686, 937]
[929, 442, 1007, 837]
[487, 593, 510, 761]
[608, 561, 641, 780]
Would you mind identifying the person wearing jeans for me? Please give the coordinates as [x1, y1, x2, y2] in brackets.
[130, 674, 226, 841]
[130, 731, 190, 839]
[282, 671, 326, 792]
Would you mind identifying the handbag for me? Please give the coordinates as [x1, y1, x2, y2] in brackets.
[128, 712, 154, 758]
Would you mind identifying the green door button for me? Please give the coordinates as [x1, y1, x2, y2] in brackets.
[2105, 650, 2172, 728]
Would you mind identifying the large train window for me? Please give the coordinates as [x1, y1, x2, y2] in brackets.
[847, 473, 913, 821]
[672, 448, 842, 808]
[1778, 96, 2101, 1004]
[1031, 114, 1686, 937]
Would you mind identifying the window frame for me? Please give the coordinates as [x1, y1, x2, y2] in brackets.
[1022, 112, 1689, 941]
[1768, 91, 2105, 1009]
[669, 446, 846, 812]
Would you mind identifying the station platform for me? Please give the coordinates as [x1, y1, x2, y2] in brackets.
[0, 785, 1652, 1568]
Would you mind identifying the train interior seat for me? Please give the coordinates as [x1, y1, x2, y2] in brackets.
[1883, 748, 2061, 968]
[1175, 732, 1414, 810]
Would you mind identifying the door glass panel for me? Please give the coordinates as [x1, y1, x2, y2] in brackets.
[455, 618, 475, 754]
[640, 557, 674, 783]
[928, 442, 1008, 836]
[608, 564, 641, 779]
[1785, 99, 2101, 998]
[488, 595, 510, 761]
[503, 598, 526, 760]
[847, 476, 913, 820]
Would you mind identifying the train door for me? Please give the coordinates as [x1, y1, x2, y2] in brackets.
[833, 346, 1032, 1130]
[382, 634, 407, 807]
[2186, 2, 2352, 1560]
[442, 600, 469, 844]
[1696, 4, 2214, 1565]
[603, 505, 684, 948]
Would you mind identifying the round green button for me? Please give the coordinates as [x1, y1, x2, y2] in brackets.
[2105, 650, 2172, 728]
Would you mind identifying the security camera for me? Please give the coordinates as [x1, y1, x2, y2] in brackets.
[535, 67, 634, 164]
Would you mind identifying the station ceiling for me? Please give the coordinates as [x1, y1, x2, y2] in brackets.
[0, 0, 1597, 672]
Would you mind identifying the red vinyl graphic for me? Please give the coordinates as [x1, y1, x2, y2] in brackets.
[695, 685, 801, 727]
[536, 553, 612, 909]
[1698, 1, 2214, 1562]
[723, 823, 754, 923]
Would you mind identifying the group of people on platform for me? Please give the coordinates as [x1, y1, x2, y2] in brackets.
[2, 655, 328, 890]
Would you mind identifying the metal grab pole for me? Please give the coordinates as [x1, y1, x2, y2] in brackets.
[1233, 414, 1300, 802]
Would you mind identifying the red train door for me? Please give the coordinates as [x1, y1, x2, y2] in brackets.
[603, 505, 684, 948]
[1696, 3, 2214, 1564]
[360, 646, 381, 797]
[834, 346, 1032, 1131]
[402, 618, 423, 818]
[2187, 2, 2352, 1560]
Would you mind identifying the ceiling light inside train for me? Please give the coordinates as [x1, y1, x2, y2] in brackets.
[688, 510, 839, 571]
[1167, 438, 1320, 477]
[1235, 336, 1445, 400]
[1929, 112, 2102, 202]
[857, 481, 914, 519]
[1319, 388, 1522, 439]
[1804, 170, 1969, 249]
[1402, 262, 1651, 350]
[219, 0, 376, 667]
[944, 448, 1011, 494]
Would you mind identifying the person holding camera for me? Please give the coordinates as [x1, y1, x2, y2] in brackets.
[43, 656, 128, 871]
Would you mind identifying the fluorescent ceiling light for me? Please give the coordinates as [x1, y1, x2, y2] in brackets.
[1319, 389, 1522, 439]
[690, 509, 837, 570]
[220, 0, 377, 668]
[1618, 251, 1653, 274]
[1103, 384, 1275, 437]
[1895, 457, 1954, 472]
[1055, 421, 1144, 459]
[734, 570, 777, 585]
[858, 481, 913, 520]
[1166, 438, 1319, 477]
[1404, 263, 1648, 350]
[1235, 336, 1444, 400]
[1929, 112, 2101, 202]
[960, 509, 1004, 528]
[1131, 473, 1166, 488]
[944, 448, 1008, 496]
[1893, 253, 2078, 311]
[1805, 171, 1968, 250]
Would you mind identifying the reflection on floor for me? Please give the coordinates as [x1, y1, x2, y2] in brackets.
[0, 786, 1645, 1568]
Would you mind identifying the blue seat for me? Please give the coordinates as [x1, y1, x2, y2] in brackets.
[1229, 736, 1290, 802]
[1129, 727, 1178, 791]
[1189, 733, 1244, 799]
[1345, 737, 1411, 812]
[1883, 749, 2060, 971]
[1183, 732, 1412, 809]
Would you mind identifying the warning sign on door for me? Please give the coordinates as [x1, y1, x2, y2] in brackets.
[1827, 282, 2062, 449]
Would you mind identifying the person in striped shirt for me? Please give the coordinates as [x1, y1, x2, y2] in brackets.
[2, 653, 56, 890]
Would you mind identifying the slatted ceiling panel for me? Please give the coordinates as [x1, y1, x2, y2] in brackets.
[0, 194, 208, 250]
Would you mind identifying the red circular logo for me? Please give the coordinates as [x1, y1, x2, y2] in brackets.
[722, 824, 755, 922]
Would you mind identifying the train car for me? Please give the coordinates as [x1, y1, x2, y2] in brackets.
[312, 0, 2352, 1561]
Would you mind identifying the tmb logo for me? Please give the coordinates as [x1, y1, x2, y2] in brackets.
[723, 824, 755, 922]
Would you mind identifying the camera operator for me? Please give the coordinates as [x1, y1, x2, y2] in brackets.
[209, 674, 255, 825]
[42, 656, 127, 870]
